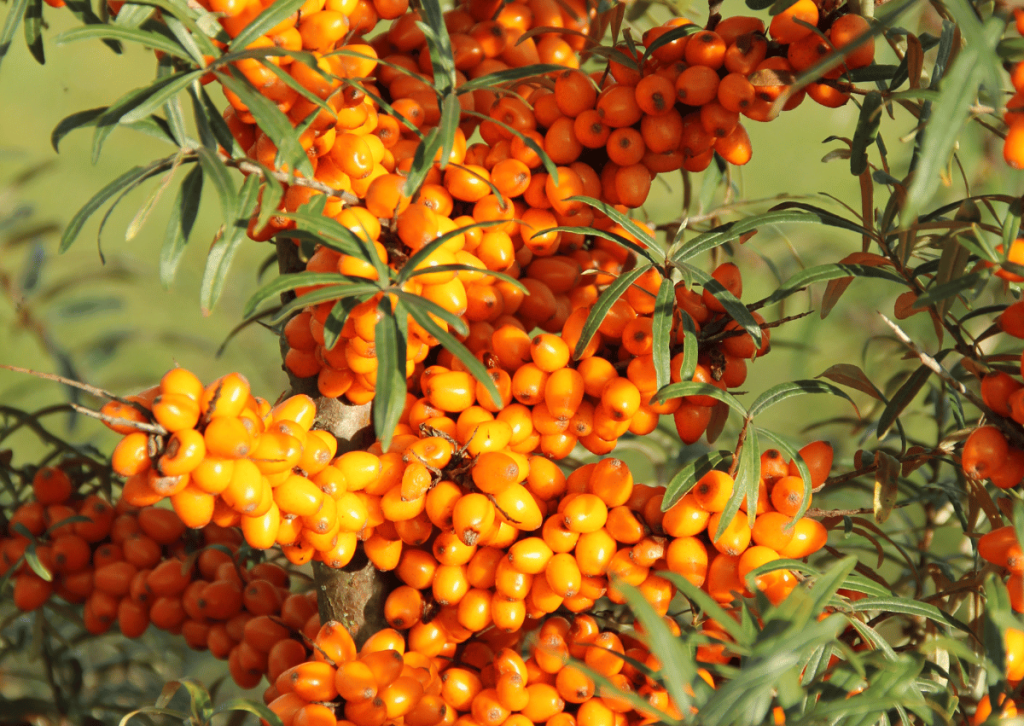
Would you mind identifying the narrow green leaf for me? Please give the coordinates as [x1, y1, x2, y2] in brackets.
[876, 364, 931, 439]
[215, 698, 283, 726]
[113, 2, 155, 28]
[119, 69, 204, 124]
[56, 25, 191, 60]
[660, 571, 746, 642]
[662, 450, 732, 511]
[275, 209, 367, 258]
[229, 0, 305, 51]
[614, 580, 695, 715]
[93, 83, 181, 162]
[175, 678, 213, 724]
[463, 109, 559, 181]
[52, 107, 107, 152]
[23, 0, 43, 65]
[160, 165, 203, 287]
[196, 146, 237, 226]
[641, 22, 699, 63]
[651, 277, 674, 392]
[651, 381, 746, 415]
[712, 442, 753, 542]
[399, 292, 500, 406]
[458, 64, 566, 92]
[676, 312, 698, 385]
[200, 173, 259, 314]
[1002, 198, 1023, 254]
[216, 68, 312, 177]
[417, 0, 455, 94]
[256, 167, 285, 233]
[323, 294, 370, 351]
[848, 597, 965, 633]
[403, 127, 443, 199]
[24, 546, 52, 581]
[735, 426, 761, 530]
[902, 16, 1005, 224]
[270, 283, 379, 325]
[565, 196, 659, 265]
[436, 92, 462, 173]
[759, 262, 903, 305]
[405, 264, 523, 291]
[374, 300, 408, 451]
[547, 226, 655, 264]
[163, 92, 189, 149]
[0, 0, 32, 72]
[244, 274, 373, 319]
[753, 427, 813, 506]
[679, 262, 761, 347]
[805, 556, 858, 616]
[159, 13, 207, 66]
[748, 379, 858, 419]
[398, 219, 509, 285]
[912, 271, 982, 309]
[60, 159, 172, 253]
[674, 207, 868, 264]
[850, 91, 882, 176]
[573, 266, 650, 360]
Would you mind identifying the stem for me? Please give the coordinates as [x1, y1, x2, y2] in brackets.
[275, 239, 393, 647]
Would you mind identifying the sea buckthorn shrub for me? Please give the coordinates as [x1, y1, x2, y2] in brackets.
[10, 0, 1024, 723]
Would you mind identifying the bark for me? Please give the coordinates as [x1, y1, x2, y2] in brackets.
[276, 239, 394, 647]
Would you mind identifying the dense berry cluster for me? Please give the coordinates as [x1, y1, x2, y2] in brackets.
[374, 445, 832, 642]
[265, 0, 877, 416]
[0, 466, 333, 690]
[100, 368, 380, 566]
[267, 611, 720, 726]
[292, 254, 767, 457]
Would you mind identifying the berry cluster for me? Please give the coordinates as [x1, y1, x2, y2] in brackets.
[101, 368, 379, 566]
[2, 466, 121, 612]
[292, 254, 767, 458]
[373, 444, 831, 645]
[269, 2, 878, 417]
[0, 466, 336, 691]
[267, 611, 719, 726]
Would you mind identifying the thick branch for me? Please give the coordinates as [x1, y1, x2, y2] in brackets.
[276, 240, 393, 647]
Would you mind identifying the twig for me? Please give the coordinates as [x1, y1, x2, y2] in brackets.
[218, 155, 361, 206]
[68, 403, 168, 436]
[0, 364, 124, 404]
[805, 504, 907, 518]
[0, 405, 108, 468]
[877, 314, 968, 393]
[877, 313, 998, 418]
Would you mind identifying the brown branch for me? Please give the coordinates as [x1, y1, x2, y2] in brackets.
[218, 155, 361, 206]
[878, 313, 1024, 449]
[275, 240, 392, 648]
[66, 404, 167, 436]
[0, 364, 124, 404]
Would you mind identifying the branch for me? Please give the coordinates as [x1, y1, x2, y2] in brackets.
[219, 155, 361, 206]
[68, 403, 167, 436]
[0, 364, 126, 404]
[877, 314, 1024, 450]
